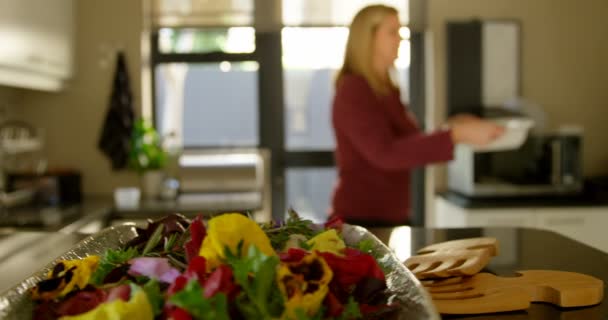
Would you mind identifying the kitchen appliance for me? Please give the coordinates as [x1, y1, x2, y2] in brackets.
[6, 170, 82, 206]
[448, 130, 583, 197]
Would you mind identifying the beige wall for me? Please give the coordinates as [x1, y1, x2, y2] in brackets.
[0, 87, 23, 120]
[19, 0, 144, 195]
[9, 0, 608, 196]
[428, 0, 608, 188]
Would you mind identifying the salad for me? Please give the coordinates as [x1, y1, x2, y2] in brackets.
[30, 211, 397, 320]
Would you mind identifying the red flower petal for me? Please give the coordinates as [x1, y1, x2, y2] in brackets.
[185, 215, 206, 262]
[319, 250, 385, 288]
[279, 248, 308, 263]
[203, 265, 237, 299]
[168, 275, 189, 296]
[55, 288, 107, 316]
[184, 256, 207, 280]
[360, 303, 385, 315]
[324, 291, 344, 317]
[344, 248, 385, 280]
[324, 216, 344, 230]
[168, 256, 209, 296]
[168, 307, 193, 320]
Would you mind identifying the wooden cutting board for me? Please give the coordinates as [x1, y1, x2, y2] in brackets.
[425, 270, 604, 314]
[405, 237, 499, 279]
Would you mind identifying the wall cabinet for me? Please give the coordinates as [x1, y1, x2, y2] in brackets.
[435, 196, 608, 253]
[0, 0, 74, 91]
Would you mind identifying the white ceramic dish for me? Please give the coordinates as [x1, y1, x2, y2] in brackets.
[473, 117, 534, 152]
[113, 187, 141, 209]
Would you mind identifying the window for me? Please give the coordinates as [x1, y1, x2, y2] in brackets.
[155, 61, 259, 147]
[158, 27, 255, 54]
[282, 27, 411, 151]
[150, 0, 414, 221]
[280, 1, 410, 219]
[286, 168, 337, 223]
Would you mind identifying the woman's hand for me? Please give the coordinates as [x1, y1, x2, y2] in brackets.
[447, 114, 505, 146]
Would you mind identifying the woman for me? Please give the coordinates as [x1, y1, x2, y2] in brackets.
[330, 5, 504, 226]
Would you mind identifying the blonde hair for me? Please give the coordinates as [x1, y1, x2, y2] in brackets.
[336, 4, 399, 96]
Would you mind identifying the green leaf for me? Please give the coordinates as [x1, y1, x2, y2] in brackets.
[262, 208, 319, 250]
[293, 306, 326, 320]
[356, 238, 375, 254]
[128, 118, 167, 173]
[338, 296, 362, 320]
[169, 280, 230, 320]
[164, 233, 178, 252]
[298, 239, 313, 251]
[142, 279, 164, 316]
[90, 247, 139, 285]
[225, 245, 284, 318]
[143, 224, 164, 256]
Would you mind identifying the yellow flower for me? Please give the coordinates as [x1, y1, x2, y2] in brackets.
[306, 229, 345, 256]
[59, 289, 153, 320]
[199, 213, 275, 270]
[32, 255, 100, 300]
[277, 252, 333, 319]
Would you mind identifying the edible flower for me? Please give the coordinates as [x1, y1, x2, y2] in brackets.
[58, 287, 154, 320]
[199, 213, 275, 271]
[184, 215, 206, 262]
[306, 229, 346, 255]
[319, 248, 384, 288]
[277, 252, 333, 319]
[128, 257, 180, 283]
[32, 255, 100, 300]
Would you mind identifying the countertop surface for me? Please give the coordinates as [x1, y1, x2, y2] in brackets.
[0, 195, 266, 233]
[369, 226, 608, 319]
[1, 225, 607, 318]
[439, 190, 608, 209]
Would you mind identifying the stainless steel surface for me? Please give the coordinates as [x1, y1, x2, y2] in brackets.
[0, 232, 86, 292]
[0, 224, 440, 319]
[0, 189, 35, 208]
[176, 148, 271, 222]
[448, 136, 583, 197]
[342, 225, 440, 319]
[0, 226, 139, 319]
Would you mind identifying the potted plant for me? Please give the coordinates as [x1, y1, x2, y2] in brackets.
[129, 119, 167, 199]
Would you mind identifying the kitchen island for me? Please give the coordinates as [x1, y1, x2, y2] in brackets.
[435, 192, 608, 254]
[1, 225, 606, 318]
[0, 194, 268, 234]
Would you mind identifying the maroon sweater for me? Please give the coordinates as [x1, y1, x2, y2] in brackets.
[331, 74, 454, 224]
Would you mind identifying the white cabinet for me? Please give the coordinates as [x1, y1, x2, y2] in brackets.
[435, 196, 608, 253]
[0, 0, 74, 91]
[536, 208, 608, 253]
[435, 197, 538, 228]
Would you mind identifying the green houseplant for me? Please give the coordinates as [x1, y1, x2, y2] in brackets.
[129, 119, 167, 199]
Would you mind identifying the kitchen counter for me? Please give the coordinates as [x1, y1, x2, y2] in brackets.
[434, 193, 608, 254]
[439, 190, 608, 209]
[1, 225, 606, 318]
[368, 226, 608, 319]
[0, 195, 269, 234]
[0, 198, 112, 233]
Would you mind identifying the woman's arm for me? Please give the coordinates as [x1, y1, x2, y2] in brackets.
[333, 77, 453, 171]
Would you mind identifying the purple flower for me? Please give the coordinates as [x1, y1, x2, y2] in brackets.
[128, 257, 180, 283]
